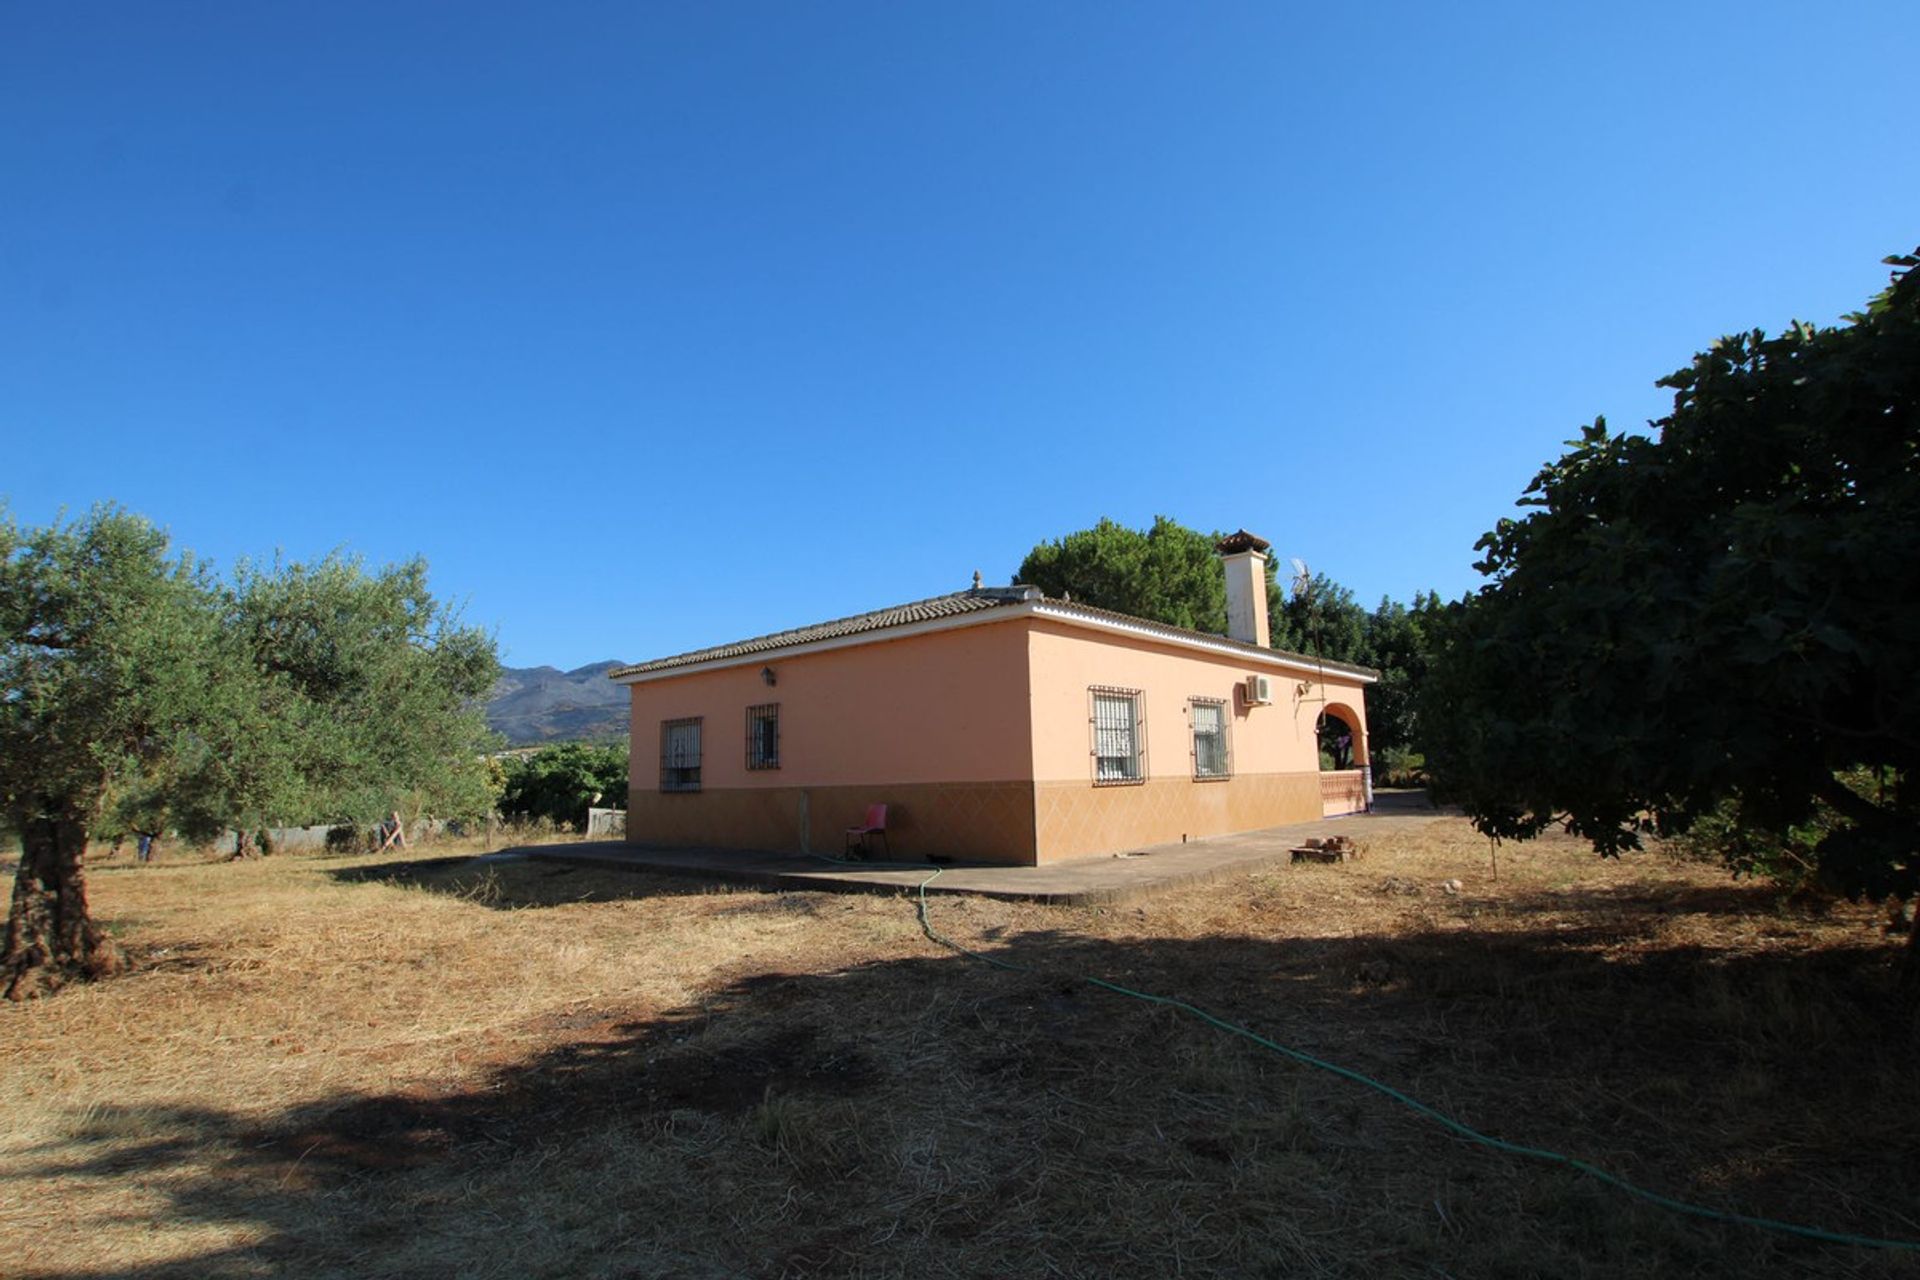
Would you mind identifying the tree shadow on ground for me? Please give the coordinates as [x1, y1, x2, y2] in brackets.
[326, 852, 750, 909]
[12, 904, 1920, 1279]
[1436, 878, 1846, 936]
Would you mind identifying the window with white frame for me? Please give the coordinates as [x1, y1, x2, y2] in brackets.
[746, 703, 779, 770]
[1190, 698, 1230, 780]
[660, 717, 703, 792]
[1090, 687, 1145, 785]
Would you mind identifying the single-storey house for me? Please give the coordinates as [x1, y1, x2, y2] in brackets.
[611, 532, 1376, 865]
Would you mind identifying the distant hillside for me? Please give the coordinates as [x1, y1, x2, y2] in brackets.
[487, 660, 629, 746]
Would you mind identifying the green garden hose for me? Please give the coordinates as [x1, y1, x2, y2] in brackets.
[910, 869, 1920, 1253]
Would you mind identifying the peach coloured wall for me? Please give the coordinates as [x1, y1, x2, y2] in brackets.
[1024, 620, 1370, 783]
[628, 618, 1033, 788]
[1024, 620, 1372, 856]
[622, 612, 1374, 865]
[626, 618, 1036, 861]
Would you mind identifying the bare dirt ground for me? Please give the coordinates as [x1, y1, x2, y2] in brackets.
[3, 817, 1917, 1279]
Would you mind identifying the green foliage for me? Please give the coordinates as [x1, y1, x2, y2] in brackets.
[3, 509, 499, 853]
[3, 504, 498, 990]
[1372, 747, 1426, 789]
[1270, 573, 1368, 665]
[1423, 251, 1920, 902]
[223, 553, 501, 827]
[1356, 591, 1444, 758]
[1015, 516, 1237, 634]
[1670, 768, 1894, 892]
[0, 505, 230, 838]
[1669, 799, 1821, 887]
[498, 742, 628, 829]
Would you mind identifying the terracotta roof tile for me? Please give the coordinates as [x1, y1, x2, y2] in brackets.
[1215, 529, 1272, 554]
[607, 590, 1028, 677]
[610, 587, 1380, 682]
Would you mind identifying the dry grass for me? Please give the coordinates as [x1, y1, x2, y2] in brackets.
[3, 817, 1918, 1278]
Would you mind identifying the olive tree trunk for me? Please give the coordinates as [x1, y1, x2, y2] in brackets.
[3, 811, 126, 1000]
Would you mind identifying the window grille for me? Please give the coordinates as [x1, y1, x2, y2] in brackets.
[1190, 698, 1230, 780]
[1090, 687, 1145, 785]
[746, 703, 780, 770]
[660, 717, 702, 792]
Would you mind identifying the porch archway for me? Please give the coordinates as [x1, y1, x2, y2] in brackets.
[1315, 702, 1371, 816]
[1315, 703, 1367, 771]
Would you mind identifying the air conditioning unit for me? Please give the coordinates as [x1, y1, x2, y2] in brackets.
[1243, 674, 1273, 706]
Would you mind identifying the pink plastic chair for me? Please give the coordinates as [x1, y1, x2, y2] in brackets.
[844, 804, 890, 860]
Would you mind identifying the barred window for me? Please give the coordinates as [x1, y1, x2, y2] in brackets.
[1090, 688, 1145, 785]
[746, 703, 780, 770]
[1191, 698, 1230, 780]
[660, 718, 702, 792]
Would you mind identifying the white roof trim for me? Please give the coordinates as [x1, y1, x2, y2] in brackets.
[1027, 605, 1377, 683]
[611, 606, 1027, 684]
[612, 600, 1378, 687]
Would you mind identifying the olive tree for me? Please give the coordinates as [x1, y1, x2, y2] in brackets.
[1, 507, 229, 995]
[2, 506, 499, 998]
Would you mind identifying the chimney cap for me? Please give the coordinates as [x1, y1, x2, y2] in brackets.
[1216, 529, 1271, 555]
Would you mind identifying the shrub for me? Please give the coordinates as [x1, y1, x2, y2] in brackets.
[1373, 747, 1426, 789]
[497, 743, 628, 830]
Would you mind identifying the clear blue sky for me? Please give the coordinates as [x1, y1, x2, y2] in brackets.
[4, 3, 1914, 670]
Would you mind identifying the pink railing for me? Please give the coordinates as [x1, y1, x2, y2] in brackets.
[1320, 769, 1367, 815]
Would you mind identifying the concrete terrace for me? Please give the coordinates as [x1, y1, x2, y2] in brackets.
[526, 790, 1447, 905]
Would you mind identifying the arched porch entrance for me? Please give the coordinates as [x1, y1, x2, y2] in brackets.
[1316, 702, 1372, 816]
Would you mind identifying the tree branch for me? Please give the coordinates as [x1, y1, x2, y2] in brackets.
[1813, 771, 1889, 829]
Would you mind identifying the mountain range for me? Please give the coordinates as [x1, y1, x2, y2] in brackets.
[487, 661, 630, 746]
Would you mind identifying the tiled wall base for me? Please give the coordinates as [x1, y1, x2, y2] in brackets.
[627, 781, 1038, 866]
[1033, 772, 1327, 861]
[629, 771, 1339, 866]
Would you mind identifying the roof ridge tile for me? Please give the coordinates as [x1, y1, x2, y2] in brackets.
[610, 589, 1380, 682]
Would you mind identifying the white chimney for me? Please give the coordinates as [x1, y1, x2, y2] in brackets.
[1217, 529, 1271, 648]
